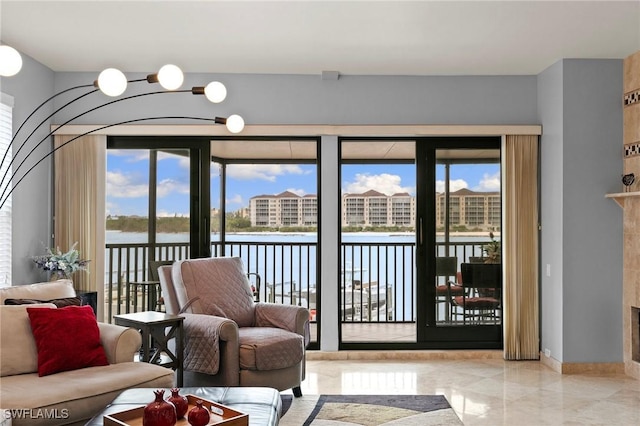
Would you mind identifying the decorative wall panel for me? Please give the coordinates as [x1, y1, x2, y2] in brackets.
[623, 50, 640, 380]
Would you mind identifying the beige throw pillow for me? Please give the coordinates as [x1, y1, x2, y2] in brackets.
[0, 280, 75, 304]
[0, 304, 56, 376]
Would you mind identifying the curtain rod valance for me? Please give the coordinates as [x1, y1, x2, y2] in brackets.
[53, 124, 542, 137]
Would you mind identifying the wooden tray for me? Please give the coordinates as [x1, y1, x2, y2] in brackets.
[104, 394, 248, 426]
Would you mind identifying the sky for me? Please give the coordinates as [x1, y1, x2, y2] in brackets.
[106, 149, 500, 217]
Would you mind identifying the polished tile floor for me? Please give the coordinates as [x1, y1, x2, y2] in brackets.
[282, 355, 640, 425]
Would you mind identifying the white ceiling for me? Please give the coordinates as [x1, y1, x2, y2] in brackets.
[1, 0, 639, 76]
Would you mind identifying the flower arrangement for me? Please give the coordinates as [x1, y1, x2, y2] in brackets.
[33, 242, 89, 279]
[482, 232, 501, 264]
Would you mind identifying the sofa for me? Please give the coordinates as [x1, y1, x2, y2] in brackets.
[0, 280, 175, 426]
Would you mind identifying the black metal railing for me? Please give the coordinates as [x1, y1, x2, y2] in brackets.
[104, 238, 487, 324]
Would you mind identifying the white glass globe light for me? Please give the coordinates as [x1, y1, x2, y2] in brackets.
[226, 114, 245, 134]
[157, 64, 183, 90]
[0, 45, 23, 77]
[97, 68, 127, 96]
[204, 81, 227, 103]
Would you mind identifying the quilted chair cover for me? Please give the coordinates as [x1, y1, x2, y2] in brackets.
[159, 257, 309, 394]
[173, 257, 255, 327]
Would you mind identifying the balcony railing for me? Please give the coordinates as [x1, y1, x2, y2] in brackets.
[104, 238, 487, 324]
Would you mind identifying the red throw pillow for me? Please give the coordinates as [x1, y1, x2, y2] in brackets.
[27, 305, 109, 376]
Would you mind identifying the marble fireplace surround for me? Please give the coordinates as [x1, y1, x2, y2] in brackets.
[632, 307, 640, 364]
[623, 194, 640, 379]
[621, 51, 640, 379]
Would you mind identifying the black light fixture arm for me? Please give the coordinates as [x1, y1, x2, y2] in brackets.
[2, 77, 164, 190]
[0, 88, 100, 191]
[0, 88, 198, 203]
[0, 115, 228, 210]
[1, 83, 95, 176]
[0, 64, 244, 210]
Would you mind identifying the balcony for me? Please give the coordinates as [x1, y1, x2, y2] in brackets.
[104, 237, 488, 342]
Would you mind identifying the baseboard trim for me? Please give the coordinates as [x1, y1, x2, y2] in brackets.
[539, 351, 562, 372]
[539, 351, 625, 374]
[307, 350, 625, 374]
[307, 350, 503, 361]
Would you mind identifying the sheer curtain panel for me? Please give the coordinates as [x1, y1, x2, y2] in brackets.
[502, 134, 540, 360]
[53, 135, 106, 308]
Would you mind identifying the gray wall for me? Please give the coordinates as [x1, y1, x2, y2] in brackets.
[562, 59, 623, 362]
[51, 73, 538, 126]
[1, 51, 55, 285]
[538, 60, 565, 362]
[2, 51, 626, 361]
[538, 59, 624, 363]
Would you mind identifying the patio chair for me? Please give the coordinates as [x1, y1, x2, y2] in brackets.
[158, 257, 309, 397]
[450, 262, 502, 324]
[148, 260, 174, 312]
[434, 256, 463, 322]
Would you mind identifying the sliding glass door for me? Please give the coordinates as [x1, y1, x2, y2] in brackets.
[339, 137, 502, 349]
[416, 137, 503, 348]
[104, 137, 210, 320]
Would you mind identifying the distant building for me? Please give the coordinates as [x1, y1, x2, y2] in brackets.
[342, 190, 415, 228]
[250, 191, 317, 227]
[249, 188, 500, 230]
[436, 188, 500, 231]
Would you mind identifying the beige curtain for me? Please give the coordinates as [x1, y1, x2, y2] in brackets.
[503, 135, 539, 360]
[53, 135, 106, 307]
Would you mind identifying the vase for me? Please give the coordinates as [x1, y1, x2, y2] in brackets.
[49, 271, 70, 281]
[187, 400, 210, 426]
[167, 388, 189, 419]
[143, 389, 177, 426]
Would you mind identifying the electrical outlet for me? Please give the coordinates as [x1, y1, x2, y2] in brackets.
[544, 348, 551, 357]
[546, 264, 551, 277]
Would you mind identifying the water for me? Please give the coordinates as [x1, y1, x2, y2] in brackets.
[106, 231, 491, 321]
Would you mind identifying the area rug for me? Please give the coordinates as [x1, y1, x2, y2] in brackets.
[279, 394, 463, 426]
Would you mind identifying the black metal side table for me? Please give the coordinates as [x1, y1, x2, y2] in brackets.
[113, 311, 184, 386]
[76, 290, 97, 315]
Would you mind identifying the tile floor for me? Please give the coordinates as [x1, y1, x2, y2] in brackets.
[282, 354, 640, 425]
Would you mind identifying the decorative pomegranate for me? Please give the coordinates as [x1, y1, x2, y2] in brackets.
[167, 388, 189, 419]
[143, 389, 177, 426]
[188, 400, 210, 426]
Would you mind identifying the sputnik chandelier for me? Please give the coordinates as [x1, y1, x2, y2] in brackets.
[0, 44, 246, 210]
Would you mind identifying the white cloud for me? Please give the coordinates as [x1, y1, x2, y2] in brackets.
[344, 173, 414, 196]
[107, 149, 149, 162]
[475, 172, 501, 192]
[156, 178, 189, 198]
[108, 150, 190, 168]
[226, 194, 244, 205]
[436, 179, 468, 193]
[157, 151, 190, 169]
[286, 188, 307, 196]
[226, 164, 307, 181]
[157, 210, 189, 218]
[105, 201, 117, 216]
[211, 163, 222, 180]
[106, 171, 149, 198]
[107, 172, 188, 199]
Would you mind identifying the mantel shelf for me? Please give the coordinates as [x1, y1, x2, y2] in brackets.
[605, 191, 640, 207]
